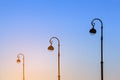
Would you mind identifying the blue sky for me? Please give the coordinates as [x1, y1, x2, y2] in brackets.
[0, 0, 120, 80]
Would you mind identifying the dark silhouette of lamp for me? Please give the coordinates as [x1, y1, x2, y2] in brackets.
[17, 53, 25, 80]
[89, 18, 104, 80]
[47, 37, 61, 80]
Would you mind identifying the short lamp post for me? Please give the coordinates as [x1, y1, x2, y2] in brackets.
[17, 53, 25, 80]
[89, 18, 104, 80]
[48, 37, 60, 80]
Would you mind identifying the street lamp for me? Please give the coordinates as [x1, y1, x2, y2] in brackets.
[89, 18, 104, 80]
[17, 53, 25, 80]
[48, 37, 60, 80]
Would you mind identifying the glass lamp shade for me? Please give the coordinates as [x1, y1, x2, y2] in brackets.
[48, 45, 54, 50]
[17, 59, 21, 63]
[89, 28, 96, 34]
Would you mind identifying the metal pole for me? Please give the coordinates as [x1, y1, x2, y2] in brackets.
[101, 24, 103, 80]
[58, 41, 60, 80]
[23, 55, 25, 80]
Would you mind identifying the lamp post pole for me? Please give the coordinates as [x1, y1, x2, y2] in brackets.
[89, 18, 104, 80]
[17, 53, 25, 80]
[48, 37, 60, 80]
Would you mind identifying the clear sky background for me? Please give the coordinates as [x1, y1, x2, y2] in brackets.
[0, 0, 120, 80]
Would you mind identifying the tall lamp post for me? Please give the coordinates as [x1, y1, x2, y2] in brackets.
[48, 37, 60, 80]
[89, 18, 104, 80]
[17, 53, 25, 80]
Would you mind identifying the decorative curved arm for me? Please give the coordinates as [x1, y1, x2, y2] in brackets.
[49, 37, 60, 46]
[91, 18, 103, 28]
[17, 53, 24, 59]
[17, 53, 24, 63]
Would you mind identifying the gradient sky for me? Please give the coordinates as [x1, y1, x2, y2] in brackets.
[0, 0, 120, 80]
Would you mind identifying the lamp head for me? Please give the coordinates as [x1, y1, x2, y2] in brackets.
[89, 27, 96, 34]
[17, 58, 21, 63]
[48, 45, 54, 50]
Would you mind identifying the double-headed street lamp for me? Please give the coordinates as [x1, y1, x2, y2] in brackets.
[48, 37, 60, 80]
[17, 53, 25, 80]
[89, 18, 104, 80]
